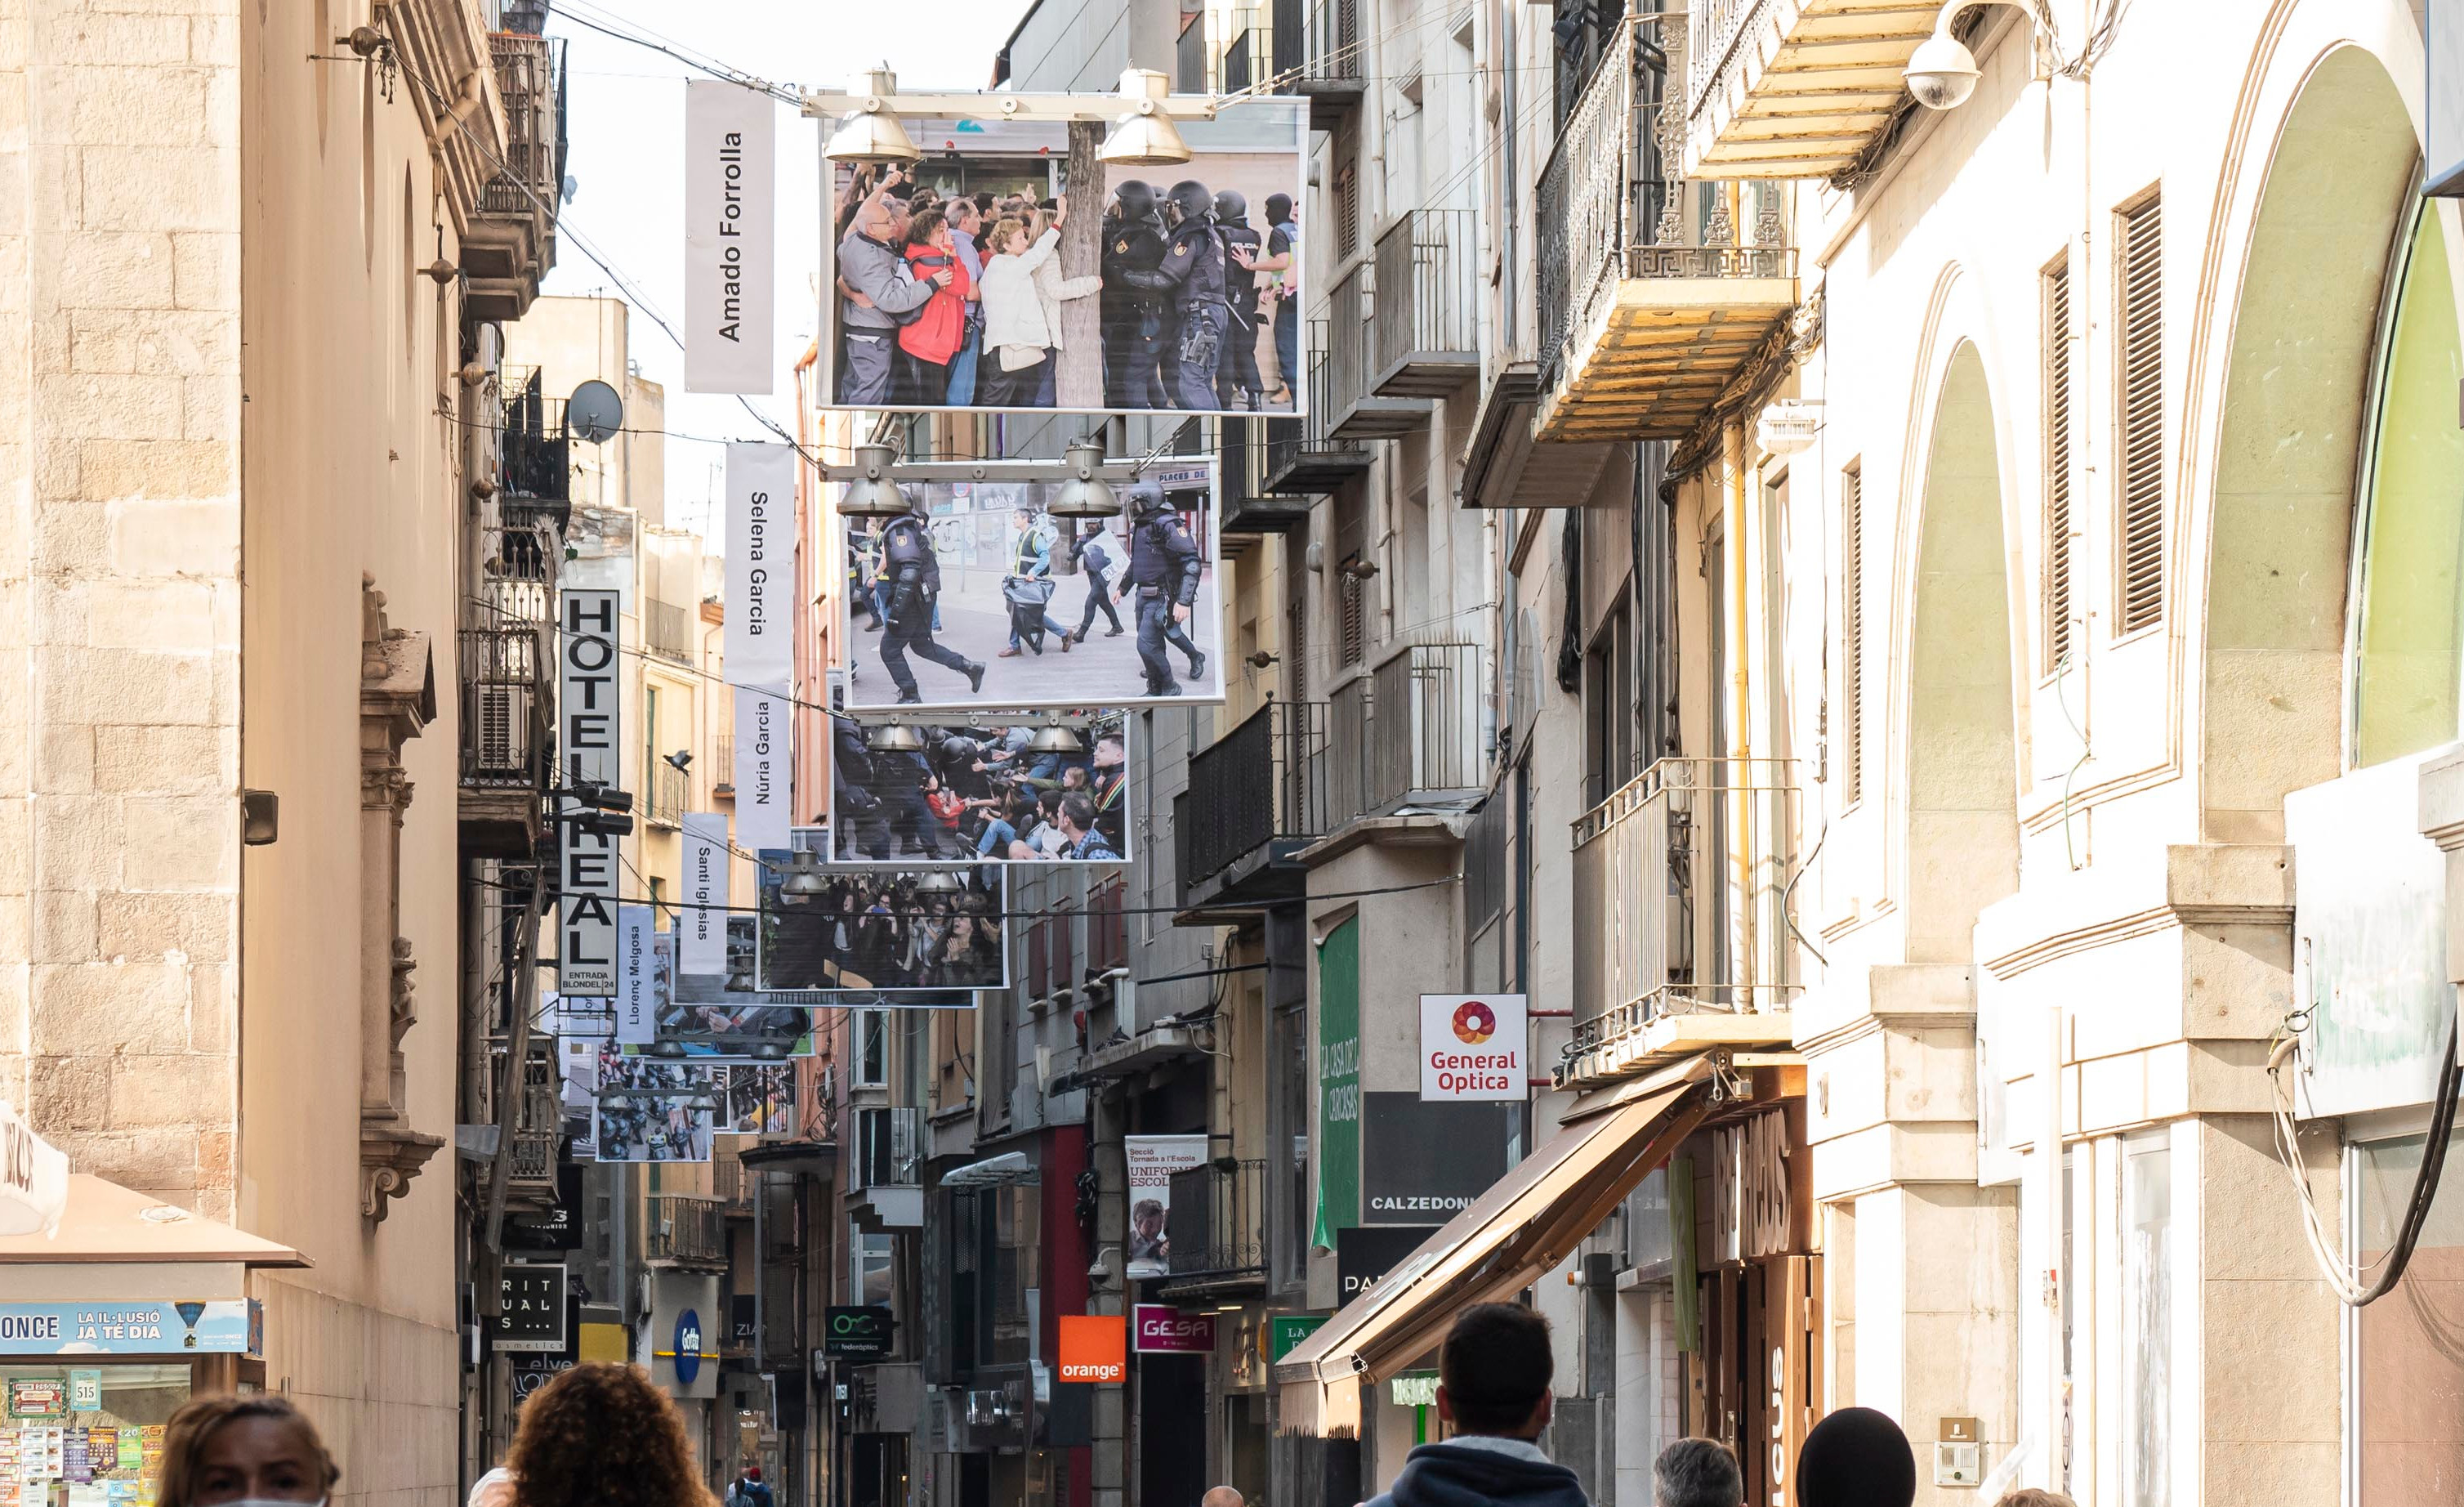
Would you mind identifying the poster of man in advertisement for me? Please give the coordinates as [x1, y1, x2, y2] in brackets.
[830, 710, 1127, 861]
[756, 830, 1008, 993]
[841, 465, 1219, 711]
[1123, 1134, 1209, 1278]
[592, 1049, 717, 1164]
[822, 98, 1306, 417]
[723, 1064, 797, 1136]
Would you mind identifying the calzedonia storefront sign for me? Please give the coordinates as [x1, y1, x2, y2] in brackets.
[1131, 1305, 1216, 1354]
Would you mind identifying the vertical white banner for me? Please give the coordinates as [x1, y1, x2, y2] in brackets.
[558, 590, 623, 996]
[734, 688, 791, 854]
[725, 441, 797, 691]
[685, 81, 774, 393]
[615, 905, 657, 1044]
[679, 813, 730, 976]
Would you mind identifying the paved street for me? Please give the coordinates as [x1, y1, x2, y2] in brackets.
[845, 563, 1215, 707]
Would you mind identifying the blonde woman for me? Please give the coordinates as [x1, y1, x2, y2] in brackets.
[1027, 203, 1103, 406]
[975, 203, 1074, 407]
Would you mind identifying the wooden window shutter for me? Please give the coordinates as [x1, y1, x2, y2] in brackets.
[1841, 465, 1863, 806]
[2115, 195, 2164, 634]
[2044, 256, 2074, 666]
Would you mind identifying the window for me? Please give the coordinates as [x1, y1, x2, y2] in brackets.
[1582, 602, 1634, 810]
[2044, 255, 2076, 668]
[851, 1009, 889, 1088]
[1840, 465, 1864, 805]
[2115, 192, 2165, 635]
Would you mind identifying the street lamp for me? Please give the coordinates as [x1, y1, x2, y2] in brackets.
[837, 441, 908, 517]
[1904, 1, 2002, 110]
[821, 67, 921, 163]
[1096, 69, 1191, 167]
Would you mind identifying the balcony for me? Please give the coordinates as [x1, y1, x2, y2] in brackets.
[1282, 0, 1364, 127]
[458, 616, 550, 856]
[1326, 262, 1434, 439]
[1161, 1159, 1270, 1297]
[1368, 209, 1480, 398]
[645, 1193, 727, 1269]
[1177, 700, 1330, 915]
[1324, 640, 1489, 833]
[715, 1147, 755, 1217]
[713, 736, 736, 795]
[850, 1106, 922, 1229]
[1685, 0, 1945, 181]
[504, 1068, 561, 1211]
[1534, 16, 1799, 445]
[646, 597, 693, 664]
[645, 759, 688, 830]
[1219, 418, 1314, 534]
[1260, 329, 1373, 495]
[1558, 758, 1801, 1089]
[500, 369, 572, 531]
[465, 32, 566, 322]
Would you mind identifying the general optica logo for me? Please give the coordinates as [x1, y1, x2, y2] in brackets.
[1452, 1000, 1496, 1045]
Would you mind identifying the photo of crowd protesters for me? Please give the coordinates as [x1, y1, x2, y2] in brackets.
[723, 1064, 797, 1136]
[648, 1002, 815, 1058]
[831, 712, 1127, 863]
[756, 848, 1008, 994]
[592, 1050, 717, 1164]
[840, 472, 1218, 710]
[823, 101, 1306, 417]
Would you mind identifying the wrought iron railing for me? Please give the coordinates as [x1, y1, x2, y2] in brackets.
[1562, 758, 1801, 1083]
[1372, 208, 1479, 375]
[1178, 700, 1332, 888]
[1326, 261, 1373, 421]
[1686, 0, 1769, 118]
[1165, 1160, 1270, 1281]
[458, 621, 550, 788]
[1371, 640, 1485, 808]
[715, 1148, 754, 1215]
[646, 759, 688, 830]
[1221, 415, 1270, 501]
[645, 1193, 726, 1266]
[856, 1106, 922, 1189]
[482, 32, 567, 224]
[1176, 14, 1211, 92]
[1221, 26, 1268, 92]
[1535, 14, 1796, 391]
[714, 736, 736, 790]
[1306, 0, 1361, 82]
[500, 372, 571, 517]
[646, 597, 692, 663]
[1263, 327, 1368, 481]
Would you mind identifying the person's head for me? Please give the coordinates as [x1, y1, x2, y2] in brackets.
[990, 216, 1032, 257]
[1213, 188, 1248, 226]
[158, 1394, 340, 1507]
[896, 481, 930, 521]
[468, 1466, 516, 1507]
[904, 208, 947, 251]
[740, 1467, 761, 1484]
[508, 1362, 713, 1507]
[1114, 181, 1157, 223]
[972, 190, 996, 218]
[1200, 1490, 1244, 1507]
[1436, 1302, 1553, 1440]
[1132, 1197, 1165, 1236]
[947, 197, 980, 235]
[1061, 766, 1089, 792]
[1265, 191, 1293, 226]
[1059, 793, 1096, 837]
[1990, 1494, 2076, 1507]
[1795, 1408, 1916, 1507]
[1163, 179, 1214, 227]
[859, 192, 900, 244]
[922, 772, 942, 795]
[1653, 1439, 1743, 1507]
[1030, 207, 1058, 242]
[1125, 479, 1169, 524]
[1094, 733, 1125, 769]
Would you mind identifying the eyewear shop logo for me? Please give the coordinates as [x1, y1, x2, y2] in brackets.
[1451, 999, 1496, 1045]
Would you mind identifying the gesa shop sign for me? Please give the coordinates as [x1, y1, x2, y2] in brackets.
[1417, 995, 1529, 1101]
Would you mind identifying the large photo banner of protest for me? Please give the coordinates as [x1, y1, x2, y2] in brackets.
[820, 98, 1306, 418]
[592, 1050, 718, 1164]
[839, 463, 1220, 710]
[828, 711, 1128, 863]
[756, 834, 1009, 994]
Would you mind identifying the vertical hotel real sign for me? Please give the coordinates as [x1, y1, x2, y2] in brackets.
[685, 81, 774, 393]
[727, 443, 797, 852]
[560, 592, 622, 996]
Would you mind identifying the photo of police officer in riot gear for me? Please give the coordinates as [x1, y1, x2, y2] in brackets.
[819, 100, 1305, 419]
[838, 467, 1223, 712]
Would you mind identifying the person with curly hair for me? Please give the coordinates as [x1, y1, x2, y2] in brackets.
[158, 1393, 340, 1507]
[508, 1362, 714, 1507]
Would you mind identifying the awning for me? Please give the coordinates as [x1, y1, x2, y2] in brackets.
[1274, 1056, 1712, 1438]
[940, 1152, 1038, 1190]
[0, 1176, 306, 1269]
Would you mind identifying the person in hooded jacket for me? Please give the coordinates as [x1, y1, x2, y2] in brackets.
[1793, 1407, 1917, 1507]
[1365, 1304, 1591, 1507]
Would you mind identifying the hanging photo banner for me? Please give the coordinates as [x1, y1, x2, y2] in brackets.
[725, 442, 797, 691]
[1123, 1134, 1209, 1278]
[734, 688, 792, 853]
[685, 81, 774, 394]
[836, 463, 1223, 712]
[818, 96, 1306, 418]
[679, 813, 731, 976]
[828, 711, 1130, 863]
[558, 590, 623, 997]
[614, 907, 662, 1045]
[754, 837, 1008, 995]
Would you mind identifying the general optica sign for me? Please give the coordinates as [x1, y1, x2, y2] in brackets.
[1417, 994, 1528, 1101]
[1131, 1305, 1216, 1354]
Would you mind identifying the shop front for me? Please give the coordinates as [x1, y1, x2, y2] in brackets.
[0, 1175, 306, 1507]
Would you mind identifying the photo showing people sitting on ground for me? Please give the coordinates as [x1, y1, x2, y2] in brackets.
[830, 712, 1127, 862]
[592, 1050, 717, 1165]
[756, 843, 1008, 995]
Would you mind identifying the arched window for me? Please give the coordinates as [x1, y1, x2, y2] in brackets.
[2351, 202, 2464, 767]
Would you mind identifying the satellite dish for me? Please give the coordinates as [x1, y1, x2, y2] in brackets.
[568, 379, 624, 445]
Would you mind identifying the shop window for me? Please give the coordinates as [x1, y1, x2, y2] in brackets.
[2350, 206, 2464, 767]
[0, 1362, 190, 1505]
[2354, 1122, 2464, 1503]
[2121, 1135, 2172, 1507]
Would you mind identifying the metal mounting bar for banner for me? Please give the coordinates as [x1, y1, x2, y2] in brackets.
[812, 457, 1212, 482]
[799, 91, 1218, 123]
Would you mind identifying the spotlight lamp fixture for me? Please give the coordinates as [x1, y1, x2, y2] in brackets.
[806, 67, 1214, 171]
[1906, 0, 2087, 112]
[1046, 439, 1120, 519]
[837, 440, 908, 517]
